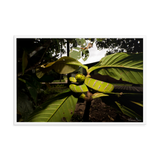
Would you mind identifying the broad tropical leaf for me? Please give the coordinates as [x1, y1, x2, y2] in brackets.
[27, 89, 78, 122]
[52, 57, 81, 74]
[117, 93, 143, 119]
[53, 56, 88, 74]
[36, 56, 88, 75]
[88, 52, 143, 84]
[115, 101, 142, 121]
[101, 92, 143, 121]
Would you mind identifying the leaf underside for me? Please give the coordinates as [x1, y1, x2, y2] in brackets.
[36, 56, 88, 77]
[89, 52, 143, 84]
[27, 89, 78, 122]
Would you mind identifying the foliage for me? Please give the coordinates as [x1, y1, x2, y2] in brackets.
[17, 38, 143, 122]
[28, 89, 78, 122]
[26, 52, 143, 122]
[69, 38, 92, 61]
[95, 38, 143, 55]
[68, 38, 143, 61]
[17, 38, 77, 121]
[89, 52, 143, 84]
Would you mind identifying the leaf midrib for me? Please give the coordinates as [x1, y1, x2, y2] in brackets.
[89, 65, 143, 73]
[47, 96, 68, 122]
[103, 65, 142, 70]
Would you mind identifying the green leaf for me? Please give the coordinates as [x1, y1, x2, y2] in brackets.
[117, 93, 143, 119]
[27, 89, 78, 122]
[92, 93, 109, 99]
[76, 38, 87, 47]
[69, 50, 81, 60]
[51, 56, 88, 74]
[53, 56, 81, 74]
[115, 101, 142, 121]
[36, 67, 45, 79]
[89, 52, 143, 84]
[45, 61, 56, 68]
[130, 101, 143, 107]
[22, 51, 28, 75]
[18, 78, 26, 83]
[100, 93, 143, 119]
[36, 57, 88, 76]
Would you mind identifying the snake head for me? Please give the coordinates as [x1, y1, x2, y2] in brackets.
[75, 73, 85, 83]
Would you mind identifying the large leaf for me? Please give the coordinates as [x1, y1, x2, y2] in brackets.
[88, 52, 143, 84]
[117, 93, 143, 119]
[36, 56, 88, 75]
[27, 89, 78, 122]
[115, 101, 142, 121]
[101, 93, 143, 121]
[53, 56, 88, 74]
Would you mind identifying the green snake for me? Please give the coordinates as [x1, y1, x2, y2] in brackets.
[69, 74, 114, 99]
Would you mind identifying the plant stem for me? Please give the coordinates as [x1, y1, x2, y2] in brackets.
[82, 91, 93, 122]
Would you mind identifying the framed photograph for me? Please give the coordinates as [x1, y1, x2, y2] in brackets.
[11, 32, 149, 128]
